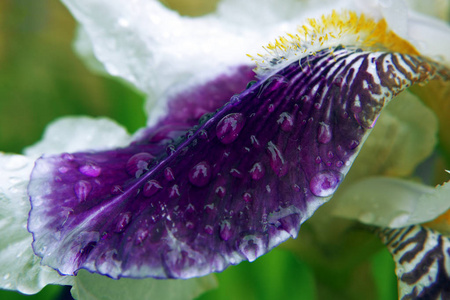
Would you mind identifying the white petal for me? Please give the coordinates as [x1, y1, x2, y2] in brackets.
[61, 0, 354, 123]
[332, 177, 450, 228]
[0, 154, 74, 294]
[406, 11, 450, 63]
[24, 116, 131, 157]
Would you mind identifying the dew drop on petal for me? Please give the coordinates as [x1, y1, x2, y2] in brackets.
[309, 170, 342, 197]
[204, 225, 214, 235]
[188, 161, 212, 187]
[169, 185, 180, 198]
[348, 140, 359, 150]
[74, 180, 92, 202]
[318, 122, 332, 144]
[249, 162, 265, 180]
[219, 220, 232, 241]
[267, 141, 288, 177]
[198, 130, 208, 140]
[164, 167, 175, 181]
[230, 168, 243, 178]
[268, 104, 275, 113]
[143, 180, 163, 197]
[216, 113, 245, 144]
[239, 235, 265, 262]
[243, 192, 252, 202]
[111, 185, 123, 195]
[115, 212, 132, 233]
[135, 228, 149, 245]
[79, 163, 102, 177]
[126, 152, 153, 177]
[277, 112, 294, 132]
[62, 153, 74, 161]
[58, 166, 69, 174]
[215, 186, 226, 198]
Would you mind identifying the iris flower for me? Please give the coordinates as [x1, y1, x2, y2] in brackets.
[1, 0, 450, 299]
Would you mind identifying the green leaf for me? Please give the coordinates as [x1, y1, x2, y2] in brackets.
[71, 270, 217, 300]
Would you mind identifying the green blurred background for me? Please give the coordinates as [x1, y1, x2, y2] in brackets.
[0, 1, 398, 299]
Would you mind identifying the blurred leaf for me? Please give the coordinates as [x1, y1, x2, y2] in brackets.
[0, 285, 63, 300]
[0, 0, 145, 154]
[198, 249, 315, 300]
[71, 270, 217, 300]
[370, 249, 397, 300]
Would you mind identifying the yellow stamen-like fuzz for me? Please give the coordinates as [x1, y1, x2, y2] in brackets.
[249, 10, 420, 75]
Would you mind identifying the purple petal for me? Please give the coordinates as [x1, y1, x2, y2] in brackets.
[28, 50, 449, 279]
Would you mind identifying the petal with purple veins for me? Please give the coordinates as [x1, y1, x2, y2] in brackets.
[28, 48, 450, 279]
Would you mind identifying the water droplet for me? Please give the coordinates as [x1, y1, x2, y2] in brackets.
[126, 152, 153, 177]
[268, 104, 275, 112]
[250, 135, 261, 148]
[348, 140, 359, 150]
[243, 192, 252, 202]
[220, 221, 232, 241]
[230, 168, 243, 178]
[62, 153, 74, 161]
[143, 180, 163, 197]
[169, 185, 180, 198]
[204, 203, 215, 213]
[335, 161, 344, 168]
[118, 18, 129, 27]
[239, 235, 265, 262]
[301, 95, 309, 102]
[314, 102, 321, 110]
[277, 112, 294, 132]
[204, 225, 214, 235]
[309, 170, 342, 197]
[267, 141, 288, 177]
[318, 122, 332, 144]
[216, 113, 245, 144]
[198, 130, 208, 140]
[3, 273, 10, 280]
[186, 221, 195, 229]
[186, 203, 195, 212]
[266, 185, 272, 193]
[359, 212, 375, 223]
[164, 167, 175, 181]
[293, 184, 301, 192]
[166, 144, 176, 155]
[58, 166, 69, 174]
[115, 212, 132, 233]
[327, 151, 334, 159]
[388, 212, 410, 228]
[189, 161, 212, 187]
[315, 156, 322, 164]
[249, 162, 265, 180]
[79, 163, 102, 177]
[215, 186, 226, 198]
[135, 228, 149, 245]
[111, 185, 123, 195]
[74, 180, 92, 201]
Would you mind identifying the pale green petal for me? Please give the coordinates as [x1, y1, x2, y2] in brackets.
[332, 177, 450, 228]
[71, 270, 217, 300]
[0, 154, 74, 294]
[344, 90, 438, 182]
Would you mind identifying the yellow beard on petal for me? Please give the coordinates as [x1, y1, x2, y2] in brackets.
[249, 10, 420, 76]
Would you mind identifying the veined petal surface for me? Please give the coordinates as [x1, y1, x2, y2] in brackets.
[378, 226, 450, 299]
[28, 48, 450, 279]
